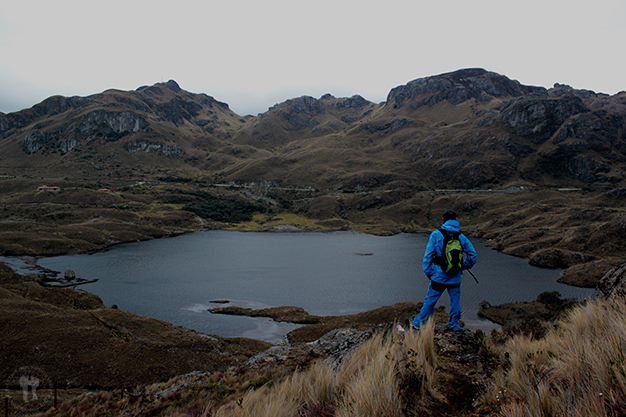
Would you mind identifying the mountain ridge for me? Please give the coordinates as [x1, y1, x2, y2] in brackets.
[0, 68, 626, 192]
[1, 68, 624, 191]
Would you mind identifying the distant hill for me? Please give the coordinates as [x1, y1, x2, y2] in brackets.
[1, 68, 624, 190]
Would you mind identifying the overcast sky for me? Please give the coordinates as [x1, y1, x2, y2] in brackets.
[1, 0, 625, 116]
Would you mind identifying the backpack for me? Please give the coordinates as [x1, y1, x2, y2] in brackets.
[433, 229, 464, 275]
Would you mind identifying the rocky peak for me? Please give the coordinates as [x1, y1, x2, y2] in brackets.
[164, 79, 181, 92]
[287, 96, 325, 116]
[148, 79, 182, 93]
[136, 80, 182, 96]
[0, 95, 90, 134]
[387, 68, 547, 109]
[266, 96, 326, 130]
[336, 95, 371, 110]
[32, 95, 88, 117]
[550, 83, 598, 99]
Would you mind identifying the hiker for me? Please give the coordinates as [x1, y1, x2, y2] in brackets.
[412, 210, 477, 331]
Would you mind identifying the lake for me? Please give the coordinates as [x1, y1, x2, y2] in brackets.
[2, 230, 595, 342]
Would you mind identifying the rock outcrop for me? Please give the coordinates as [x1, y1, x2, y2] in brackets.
[594, 262, 626, 300]
[387, 68, 547, 109]
[0, 112, 9, 132]
[22, 129, 57, 154]
[78, 110, 148, 140]
[500, 95, 590, 144]
[243, 327, 374, 370]
[277, 96, 326, 130]
[125, 140, 183, 155]
[335, 94, 371, 110]
[558, 258, 626, 287]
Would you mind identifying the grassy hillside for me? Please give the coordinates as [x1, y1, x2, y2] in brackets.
[21, 293, 626, 417]
[0, 263, 270, 391]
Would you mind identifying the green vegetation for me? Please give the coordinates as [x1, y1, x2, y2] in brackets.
[180, 192, 265, 223]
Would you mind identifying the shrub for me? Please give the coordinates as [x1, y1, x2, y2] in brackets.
[536, 291, 564, 306]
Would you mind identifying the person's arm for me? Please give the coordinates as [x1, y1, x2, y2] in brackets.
[460, 234, 477, 270]
[422, 231, 441, 277]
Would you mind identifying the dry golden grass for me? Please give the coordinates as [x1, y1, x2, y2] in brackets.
[214, 320, 439, 417]
[35, 297, 626, 416]
[335, 331, 403, 417]
[483, 297, 626, 416]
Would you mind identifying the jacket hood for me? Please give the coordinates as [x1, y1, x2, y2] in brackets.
[441, 219, 460, 232]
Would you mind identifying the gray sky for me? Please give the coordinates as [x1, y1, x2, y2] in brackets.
[1, 0, 625, 116]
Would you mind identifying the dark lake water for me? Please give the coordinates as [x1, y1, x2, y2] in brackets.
[1, 230, 594, 342]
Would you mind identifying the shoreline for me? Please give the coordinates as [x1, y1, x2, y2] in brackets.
[2, 225, 607, 290]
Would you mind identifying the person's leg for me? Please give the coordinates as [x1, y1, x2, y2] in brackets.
[447, 286, 462, 330]
[412, 284, 443, 329]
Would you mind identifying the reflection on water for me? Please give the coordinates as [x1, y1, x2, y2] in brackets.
[2, 230, 594, 342]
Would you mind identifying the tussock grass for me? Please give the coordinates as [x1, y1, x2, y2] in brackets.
[400, 318, 442, 402]
[335, 331, 403, 417]
[215, 320, 440, 417]
[485, 298, 626, 416]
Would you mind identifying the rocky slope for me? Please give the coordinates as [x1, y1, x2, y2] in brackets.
[1, 69, 624, 190]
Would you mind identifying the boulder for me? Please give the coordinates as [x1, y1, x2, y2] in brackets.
[243, 327, 373, 370]
[307, 328, 374, 369]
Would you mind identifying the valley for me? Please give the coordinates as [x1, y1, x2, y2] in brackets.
[1, 68, 626, 415]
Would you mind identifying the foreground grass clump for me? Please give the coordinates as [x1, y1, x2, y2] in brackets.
[480, 298, 626, 416]
[215, 321, 439, 417]
[34, 321, 441, 417]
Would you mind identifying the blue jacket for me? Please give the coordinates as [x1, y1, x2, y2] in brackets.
[422, 220, 477, 284]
